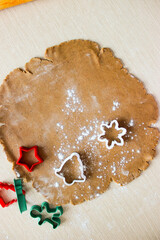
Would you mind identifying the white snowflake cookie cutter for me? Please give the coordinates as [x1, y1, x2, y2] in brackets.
[98, 120, 127, 149]
[55, 152, 86, 186]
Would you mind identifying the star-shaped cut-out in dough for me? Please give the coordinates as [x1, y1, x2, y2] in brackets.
[98, 120, 127, 149]
[16, 146, 43, 172]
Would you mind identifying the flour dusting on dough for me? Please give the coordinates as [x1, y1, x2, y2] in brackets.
[112, 101, 120, 111]
[62, 88, 84, 115]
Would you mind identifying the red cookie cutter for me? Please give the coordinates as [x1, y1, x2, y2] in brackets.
[0, 182, 25, 208]
[16, 146, 43, 172]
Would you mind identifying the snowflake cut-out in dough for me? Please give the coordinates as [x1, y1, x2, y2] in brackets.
[98, 120, 127, 149]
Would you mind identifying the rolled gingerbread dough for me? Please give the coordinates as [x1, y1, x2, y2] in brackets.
[0, 40, 159, 205]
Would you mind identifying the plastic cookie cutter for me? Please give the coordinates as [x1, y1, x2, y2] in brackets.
[14, 179, 27, 213]
[98, 120, 127, 149]
[16, 146, 43, 172]
[55, 152, 86, 186]
[30, 201, 63, 229]
[0, 182, 25, 208]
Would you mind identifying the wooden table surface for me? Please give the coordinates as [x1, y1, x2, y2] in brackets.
[0, 1, 160, 239]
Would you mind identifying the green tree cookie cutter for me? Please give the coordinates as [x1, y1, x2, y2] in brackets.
[30, 201, 63, 229]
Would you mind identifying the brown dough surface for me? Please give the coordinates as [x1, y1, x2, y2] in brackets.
[0, 40, 159, 205]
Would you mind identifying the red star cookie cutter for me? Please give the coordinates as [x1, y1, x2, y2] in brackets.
[16, 146, 43, 172]
[0, 182, 25, 208]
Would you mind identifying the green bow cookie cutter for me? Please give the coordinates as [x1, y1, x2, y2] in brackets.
[30, 201, 63, 229]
